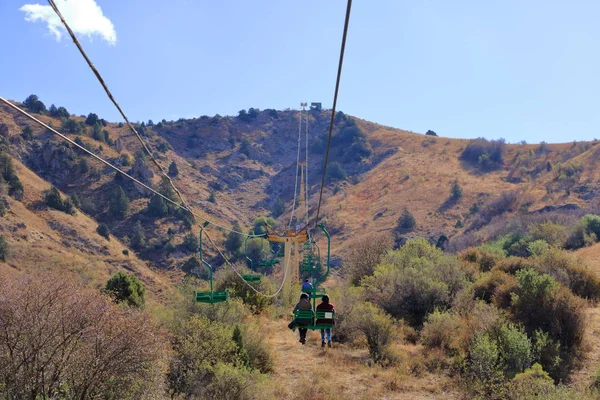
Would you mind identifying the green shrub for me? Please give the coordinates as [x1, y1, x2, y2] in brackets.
[96, 223, 110, 240]
[105, 271, 145, 307]
[42, 186, 75, 215]
[566, 214, 600, 249]
[353, 302, 397, 364]
[224, 221, 244, 256]
[534, 247, 600, 300]
[467, 333, 506, 399]
[526, 240, 549, 257]
[168, 315, 240, 396]
[363, 239, 470, 327]
[507, 363, 554, 400]
[216, 270, 274, 314]
[509, 269, 586, 381]
[326, 285, 364, 344]
[23, 94, 47, 113]
[527, 221, 567, 247]
[420, 310, 461, 354]
[449, 180, 463, 201]
[0, 201, 5, 217]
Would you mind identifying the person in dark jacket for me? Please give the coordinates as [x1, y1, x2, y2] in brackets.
[288, 293, 313, 344]
[316, 295, 335, 347]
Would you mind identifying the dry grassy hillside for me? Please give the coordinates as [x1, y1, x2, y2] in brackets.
[2, 97, 599, 271]
[0, 156, 174, 303]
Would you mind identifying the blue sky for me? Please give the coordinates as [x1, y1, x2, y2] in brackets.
[2, 0, 600, 143]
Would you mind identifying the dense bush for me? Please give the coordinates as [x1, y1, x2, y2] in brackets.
[85, 113, 100, 126]
[43, 186, 76, 215]
[61, 118, 82, 134]
[363, 239, 471, 327]
[460, 247, 502, 272]
[96, 223, 110, 240]
[217, 270, 274, 314]
[508, 268, 586, 381]
[460, 138, 506, 171]
[182, 232, 199, 253]
[420, 310, 461, 354]
[353, 302, 397, 364]
[533, 247, 600, 300]
[225, 221, 244, 256]
[105, 271, 146, 307]
[23, 94, 47, 113]
[565, 214, 600, 249]
[472, 270, 516, 304]
[168, 161, 179, 177]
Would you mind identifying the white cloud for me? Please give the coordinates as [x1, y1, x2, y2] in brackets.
[20, 0, 117, 45]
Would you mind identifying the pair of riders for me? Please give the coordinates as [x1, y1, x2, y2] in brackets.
[289, 291, 335, 347]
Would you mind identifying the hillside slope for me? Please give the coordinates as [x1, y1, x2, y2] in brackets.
[0, 155, 174, 302]
[2, 98, 599, 273]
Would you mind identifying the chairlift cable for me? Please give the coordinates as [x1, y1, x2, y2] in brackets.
[314, 0, 353, 228]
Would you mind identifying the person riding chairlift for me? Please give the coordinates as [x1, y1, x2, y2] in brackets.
[288, 293, 313, 344]
[316, 295, 335, 348]
[301, 279, 313, 293]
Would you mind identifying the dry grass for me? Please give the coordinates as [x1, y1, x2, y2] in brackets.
[260, 318, 462, 400]
[0, 157, 175, 305]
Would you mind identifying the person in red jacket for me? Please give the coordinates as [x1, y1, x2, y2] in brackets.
[316, 295, 335, 347]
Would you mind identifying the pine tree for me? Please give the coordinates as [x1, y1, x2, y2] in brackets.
[109, 186, 129, 218]
[131, 220, 145, 250]
[147, 194, 168, 218]
[168, 161, 179, 177]
[396, 209, 416, 233]
[0, 201, 5, 217]
[449, 180, 463, 201]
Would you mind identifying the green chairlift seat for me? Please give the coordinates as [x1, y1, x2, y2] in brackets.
[195, 222, 228, 304]
[242, 274, 261, 282]
[195, 290, 228, 303]
[291, 309, 335, 331]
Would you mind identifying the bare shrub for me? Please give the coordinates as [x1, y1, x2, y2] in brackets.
[0, 273, 166, 398]
[345, 232, 393, 285]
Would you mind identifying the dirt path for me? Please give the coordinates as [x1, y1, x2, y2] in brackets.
[263, 318, 463, 400]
